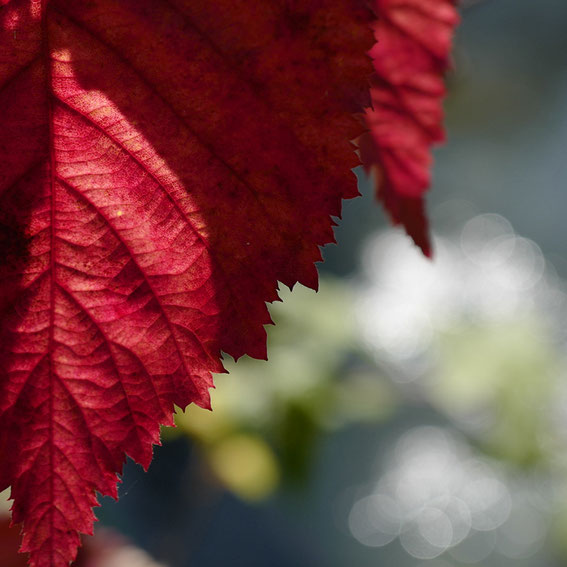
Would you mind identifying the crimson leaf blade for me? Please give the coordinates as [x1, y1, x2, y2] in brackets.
[361, 0, 459, 255]
[0, 1, 373, 565]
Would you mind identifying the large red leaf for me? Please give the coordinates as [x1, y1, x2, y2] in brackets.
[0, 1, 373, 565]
[360, 0, 459, 255]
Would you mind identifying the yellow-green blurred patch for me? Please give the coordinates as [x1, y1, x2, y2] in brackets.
[206, 435, 279, 501]
[432, 319, 558, 467]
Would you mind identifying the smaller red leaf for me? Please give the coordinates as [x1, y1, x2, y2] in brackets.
[361, 0, 459, 255]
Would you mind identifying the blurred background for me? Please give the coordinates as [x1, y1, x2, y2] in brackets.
[5, 0, 567, 565]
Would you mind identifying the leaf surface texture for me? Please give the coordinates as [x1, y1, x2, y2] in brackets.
[0, 1, 373, 564]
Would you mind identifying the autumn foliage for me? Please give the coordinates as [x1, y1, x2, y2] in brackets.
[0, 1, 457, 565]
[363, 0, 458, 255]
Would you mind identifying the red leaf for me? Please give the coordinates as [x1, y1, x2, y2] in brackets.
[360, 0, 459, 256]
[0, 516, 27, 567]
[0, 1, 373, 565]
